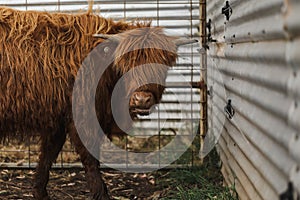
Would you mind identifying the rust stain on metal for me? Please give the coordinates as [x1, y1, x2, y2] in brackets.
[199, 0, 208, 160]
[216, 42, 226, 57]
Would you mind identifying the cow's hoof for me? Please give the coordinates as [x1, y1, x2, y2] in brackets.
[33, 189, 51, 200]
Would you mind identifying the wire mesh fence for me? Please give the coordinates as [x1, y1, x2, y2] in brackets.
[0, 0, 201, 170]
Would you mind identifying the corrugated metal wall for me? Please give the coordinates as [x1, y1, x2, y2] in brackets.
[207, 0, 300, 199]
[0, 0, 201, 169]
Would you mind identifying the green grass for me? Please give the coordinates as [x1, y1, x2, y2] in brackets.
[110, 127, 238, 200]
[159, 169, 237, 200]
[156, 150, 238, 200]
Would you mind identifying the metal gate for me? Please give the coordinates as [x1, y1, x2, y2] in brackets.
[207, 0, 300, 199]
[0, 0, 201, 170]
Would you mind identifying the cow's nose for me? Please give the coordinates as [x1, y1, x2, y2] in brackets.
[131, 92, 155, 108]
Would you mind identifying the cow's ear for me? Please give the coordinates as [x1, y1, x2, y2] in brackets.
[93, 34, 121, 43]
[174, 38, 198, 46]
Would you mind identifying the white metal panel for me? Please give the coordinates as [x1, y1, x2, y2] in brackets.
[219, 136, 263, 200]
[208, 0, 300, 198]
[285, 0, 300, 38]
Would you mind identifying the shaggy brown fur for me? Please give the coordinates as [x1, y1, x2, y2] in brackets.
[0, 7, 177, 200]
[0, 7, 150, 139]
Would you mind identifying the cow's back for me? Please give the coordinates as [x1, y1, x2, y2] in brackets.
[0, 7, 101, 137]
[0, 7, 150, 140]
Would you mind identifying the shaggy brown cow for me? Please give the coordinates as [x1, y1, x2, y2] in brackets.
[0, 7, 196, 200]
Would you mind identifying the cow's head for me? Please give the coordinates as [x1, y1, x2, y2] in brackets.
[94, 27, 197, 123]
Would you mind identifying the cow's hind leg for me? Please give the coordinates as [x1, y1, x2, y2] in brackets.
[33, 129, 66, 200]
[68, 124, 110, 200]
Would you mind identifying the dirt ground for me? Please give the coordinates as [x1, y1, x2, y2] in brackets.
[0, 136, 210, 200]
[0, 168, 170, 200]
[0, 138, 189, 199]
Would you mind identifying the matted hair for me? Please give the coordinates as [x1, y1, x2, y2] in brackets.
[0, 7, 145, 136]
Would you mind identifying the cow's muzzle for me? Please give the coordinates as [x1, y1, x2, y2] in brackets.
[129, 91, 156, 116]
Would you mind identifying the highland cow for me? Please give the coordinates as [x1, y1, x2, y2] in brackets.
[0, 7, 196, 200]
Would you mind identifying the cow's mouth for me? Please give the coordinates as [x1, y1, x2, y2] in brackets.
[130, 106, 155, 116]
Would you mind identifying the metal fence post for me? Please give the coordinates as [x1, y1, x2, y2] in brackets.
[199, 0, 208, 159]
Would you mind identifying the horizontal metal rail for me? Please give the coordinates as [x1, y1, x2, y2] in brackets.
[0, 162, 196, 170]
[0, 0, 200, 6]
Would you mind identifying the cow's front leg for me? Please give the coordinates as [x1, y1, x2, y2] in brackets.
[68, 124, 110, 200]
[82, 154, 109, 200]
[33, 129, 66, 200]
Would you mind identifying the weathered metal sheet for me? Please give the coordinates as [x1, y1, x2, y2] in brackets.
[208, 0, 300, 198]
[285, 0, 300, 38]
[219, 136, 263, 200]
